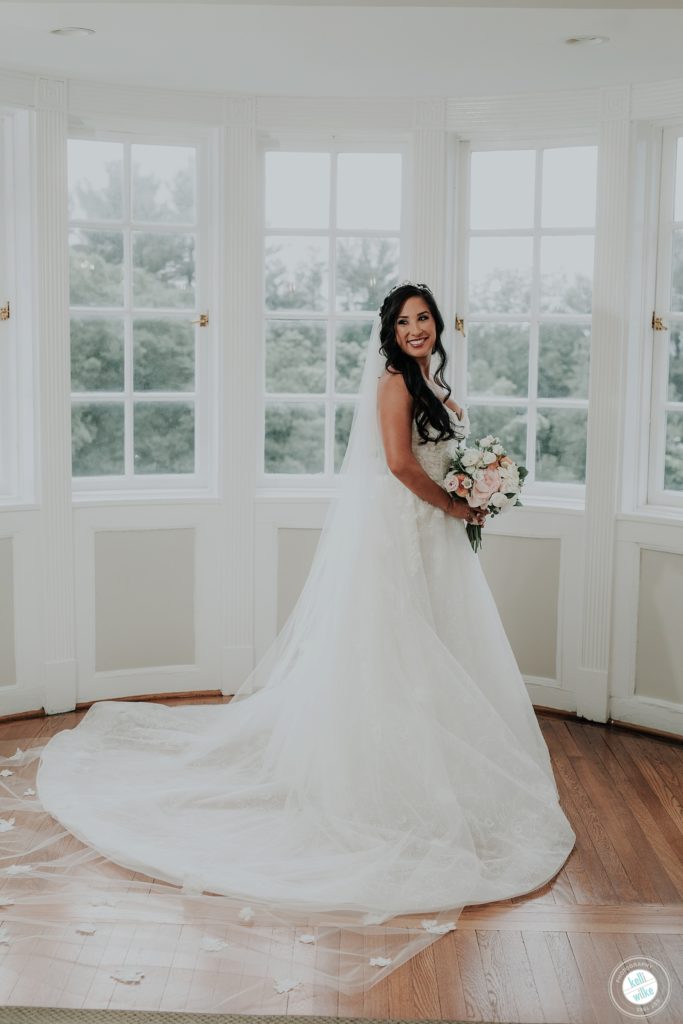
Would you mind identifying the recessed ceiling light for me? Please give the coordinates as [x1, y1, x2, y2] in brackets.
[565, 35, 610, 46]
[51, 26, 96, 38]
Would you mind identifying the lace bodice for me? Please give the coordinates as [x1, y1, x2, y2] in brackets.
[411, 391, 470, 486]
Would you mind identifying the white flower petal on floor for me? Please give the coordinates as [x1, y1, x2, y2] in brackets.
[110, 969, 145, 984]
[421, 919, 456, 934]
[238, 906, 255, 922]
[273, 977, 301, 993]
[298, 933, 316, 943]
[0, 770, 14, 777]
[22, 788, 35, 796]
[0, 818, 15, 832]
[369, 956, 392, 967]
[75, 923, 97, 935]
[4, 864, 31, 875]
[200, 936, 229, 952]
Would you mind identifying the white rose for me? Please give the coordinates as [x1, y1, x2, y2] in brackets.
[482, 451, 498, 465]
[480, 435, 495, 447]
[461, 449, 480, 467]
[490, 492, 507, 508]
[473, 468, 485, 482]
[492, 444, 504, 455]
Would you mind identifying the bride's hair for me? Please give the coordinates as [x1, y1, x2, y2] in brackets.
[378, 282, 457, 445]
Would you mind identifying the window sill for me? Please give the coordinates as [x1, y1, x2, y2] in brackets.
[617, 507, 683, 526]
[72, 490, 221, 507]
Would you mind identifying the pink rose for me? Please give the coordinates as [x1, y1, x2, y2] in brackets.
[468, 466, 501, 509]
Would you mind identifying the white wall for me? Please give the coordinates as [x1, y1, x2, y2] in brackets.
[0, 69, 681, 738]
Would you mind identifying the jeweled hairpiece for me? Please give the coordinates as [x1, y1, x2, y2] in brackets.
[379, 280, 434, 318]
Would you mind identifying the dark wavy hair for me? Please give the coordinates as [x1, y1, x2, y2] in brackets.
[378, 283, 456, 446]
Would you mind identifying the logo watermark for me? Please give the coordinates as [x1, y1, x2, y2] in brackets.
[608, 956, 671, 1017]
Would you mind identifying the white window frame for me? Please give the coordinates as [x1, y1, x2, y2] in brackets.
[68, 123, 218, 503]
[647, 122, 683, 510]
[0, 107, 37, 510]
[452, 134, 598, 506]
[257, 137, 410, 492]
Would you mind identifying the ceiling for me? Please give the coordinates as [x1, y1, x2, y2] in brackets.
[0, 3, 682, 98]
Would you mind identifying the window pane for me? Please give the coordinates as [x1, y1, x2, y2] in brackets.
[538, 324, 590, 399]
[265, 237, 328, 312]
[265, 152, 330, 229]
[467, 405, 527, 468]
[337, 153, 402, 230]
[668, 324, 683, 401]
[469, 237, 533, 313]
[335, 403, 355, 471]
[335, 321, 373, 394]
[133, 319, 195, 392]
[542, 146, 597, 228]
[265, 320, 326, 393]
[69, 228, 124, 307]
[675, 138, 683, 223]
[539, 236, 593, 314]
[665, 411, 683, 490]
[671, 230, 683, 312]
[132, 232, 195, 309]
[264, 403, 325, 473]
[71, 318, 124, 392]
[72, 402, 124, 476]
[470, 150, 535, 230]
[335, 237, 399, 312]
[131, 144, 196, 224]
[536, 407, 587, 483]
[134, 402, 195, 473]
[68, 140, 123, 221]
[467, 323, 529, 397]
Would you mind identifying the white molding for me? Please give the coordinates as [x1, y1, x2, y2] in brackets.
[577, 113, 632, 723]
[447, 86, 601, 142]
[256, 96, 414, 133]
[220, 118, 261, 688]
[221, 645, 254, 695]
[411, 107, 448, 294]
[0, 68, 34, 109]
[35, 77, 67, 112]
[525, 679, 577, 715]
[633, 76, 683, 123]
[35, 84, 78, 714]
[0, 515, 44, 715]
[610, 695, 683, 738]
[72, 504, 222, 704]
[67, 78, 224, 125]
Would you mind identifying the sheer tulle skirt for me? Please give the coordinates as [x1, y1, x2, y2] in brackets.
[0, 476, 575, 1006]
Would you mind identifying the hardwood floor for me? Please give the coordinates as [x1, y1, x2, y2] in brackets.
[0, 703, 681, 1021]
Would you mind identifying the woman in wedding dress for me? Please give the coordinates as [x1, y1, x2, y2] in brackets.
[1, 282, 575, 1005]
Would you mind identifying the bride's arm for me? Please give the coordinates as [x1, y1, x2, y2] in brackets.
[377, 372, 466, 517]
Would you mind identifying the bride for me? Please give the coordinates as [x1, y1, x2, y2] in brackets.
[2, 282, 575, 1005]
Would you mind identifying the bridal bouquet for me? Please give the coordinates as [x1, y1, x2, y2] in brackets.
[443, 434, 528, 553]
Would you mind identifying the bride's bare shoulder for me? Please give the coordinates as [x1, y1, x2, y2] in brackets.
[377, 369, 412, 412]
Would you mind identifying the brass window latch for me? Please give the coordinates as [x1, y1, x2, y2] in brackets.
[191, 312, 209, 327]
[652, 311, 668, 331]
[0, 301, 9, 321]
[455, 315, 466, 337]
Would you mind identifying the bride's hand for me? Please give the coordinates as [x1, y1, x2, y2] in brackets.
[443, 494, 487, 525]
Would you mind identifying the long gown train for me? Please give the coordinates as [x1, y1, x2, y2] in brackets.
[0, 395, 576, 1006]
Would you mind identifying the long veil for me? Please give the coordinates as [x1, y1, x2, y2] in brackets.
[0, 308, 575, 1009]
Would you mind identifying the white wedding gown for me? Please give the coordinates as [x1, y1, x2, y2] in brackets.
[2, 379, 576, 1004]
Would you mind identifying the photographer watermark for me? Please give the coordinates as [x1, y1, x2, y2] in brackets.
[608, 955, 671, 1017]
